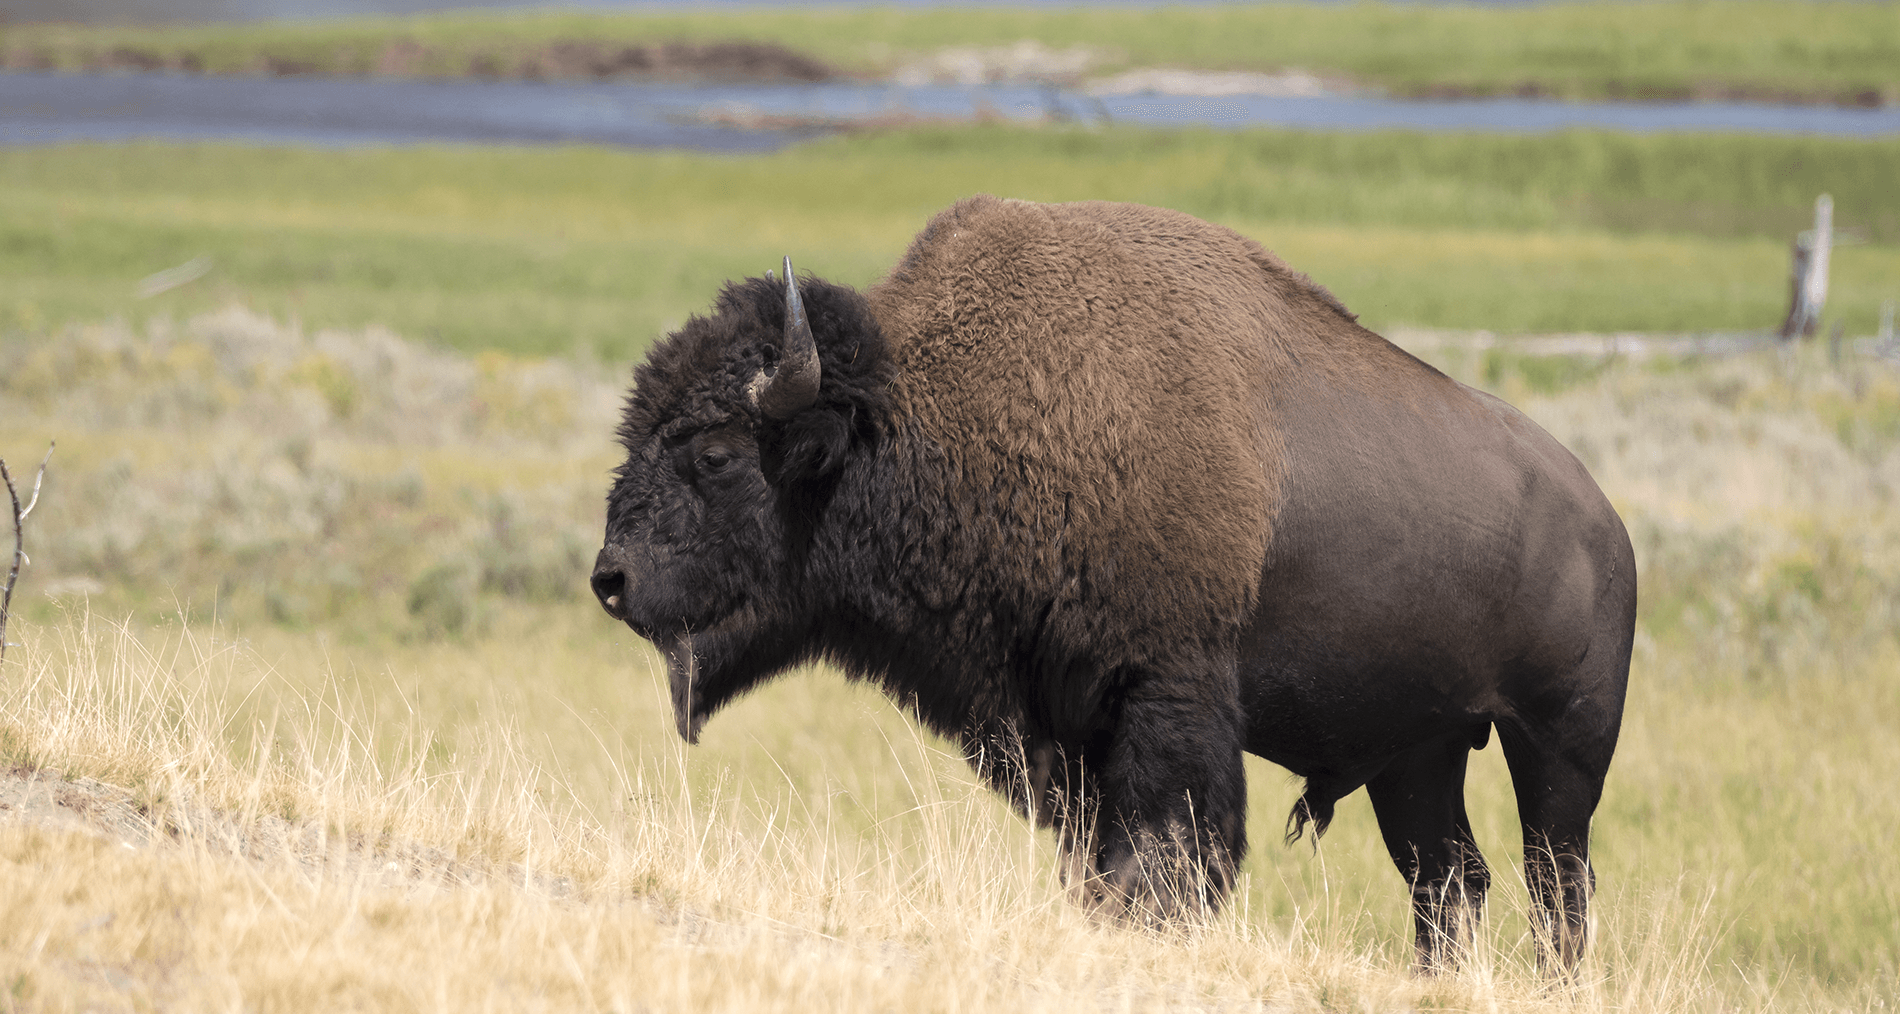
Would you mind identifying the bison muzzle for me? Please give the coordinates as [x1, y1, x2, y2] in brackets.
[592, 196, 1635, 973]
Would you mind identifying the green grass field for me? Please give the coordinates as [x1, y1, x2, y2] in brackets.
[6, 1, 1897, 104]
[5, 127, 1899, 361]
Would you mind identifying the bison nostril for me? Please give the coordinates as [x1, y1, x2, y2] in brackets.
[591, 568, 628, 618]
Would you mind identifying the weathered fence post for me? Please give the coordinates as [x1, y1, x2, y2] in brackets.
[1780, 194, 1833, 340]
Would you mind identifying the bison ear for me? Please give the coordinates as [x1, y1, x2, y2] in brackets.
[772, 407, 853, 482]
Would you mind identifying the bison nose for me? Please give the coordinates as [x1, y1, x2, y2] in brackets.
[591, 561, 628, 620]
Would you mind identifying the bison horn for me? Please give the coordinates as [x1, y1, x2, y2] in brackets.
[750, 256, 822, 420]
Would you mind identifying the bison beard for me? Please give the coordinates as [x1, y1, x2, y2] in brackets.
[593, 197, 1635, 973]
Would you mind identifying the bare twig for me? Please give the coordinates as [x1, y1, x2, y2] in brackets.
[2, 441, 55, 663]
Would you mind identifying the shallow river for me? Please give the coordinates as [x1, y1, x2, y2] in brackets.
[5, 71, 1895, 151]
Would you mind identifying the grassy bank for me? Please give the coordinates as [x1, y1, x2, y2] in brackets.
[5, 1, 1896, 105]
[2, 310, 1897, 1008]
[6, 128, 1899, 360]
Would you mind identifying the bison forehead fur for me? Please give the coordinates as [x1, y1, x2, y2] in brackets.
[593, 195, 1635, 971]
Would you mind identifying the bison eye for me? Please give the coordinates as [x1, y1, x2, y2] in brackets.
[698, 449, 733, 472]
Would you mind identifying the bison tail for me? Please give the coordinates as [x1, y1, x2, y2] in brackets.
[1283, 787, 1337, 848]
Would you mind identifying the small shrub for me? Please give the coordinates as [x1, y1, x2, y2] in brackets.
[407, 560, 482, 639]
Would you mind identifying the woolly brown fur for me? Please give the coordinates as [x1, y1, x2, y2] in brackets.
[868, 196, 1383, 665]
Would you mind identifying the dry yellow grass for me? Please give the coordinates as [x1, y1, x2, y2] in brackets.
[0, 611, 1780, 1012]
[1, 311, 1896, 1010]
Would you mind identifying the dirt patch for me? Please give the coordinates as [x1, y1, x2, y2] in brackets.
[0, 38, 838, 83]
[0, 769, 153, 849]
[2, 44, 202, 73]
[0, 768, 567, 894]
[893, 40, 1096, 87]
[507, 40, 833, 83]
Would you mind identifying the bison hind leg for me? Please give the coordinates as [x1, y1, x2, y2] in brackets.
[1365, 735, 1492, 974]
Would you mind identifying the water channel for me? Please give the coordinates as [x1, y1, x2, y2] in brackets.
[5, 70, 1896, 152]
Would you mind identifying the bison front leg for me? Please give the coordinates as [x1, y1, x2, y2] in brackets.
[1085, 683, 1248, 923]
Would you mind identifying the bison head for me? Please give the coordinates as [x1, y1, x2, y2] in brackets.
[591, 259, 885, 742]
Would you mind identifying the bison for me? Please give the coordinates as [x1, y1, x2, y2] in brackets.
[592, 195, 1634, 972]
